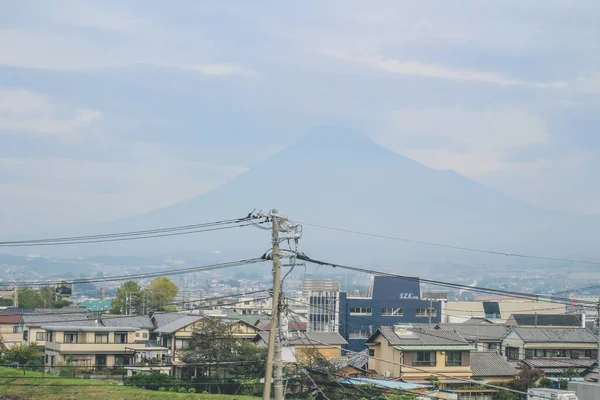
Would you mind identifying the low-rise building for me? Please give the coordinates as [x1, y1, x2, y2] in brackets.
[501, 327, 598, 362]
[434, 323, 509, 352]
[0, 312, 25, 348]
[365, 326, 473, 388]
[506, 314, 583, 328]
[20, 311, 92, 348]
[154, 315, 261, 378]
[444, 301, 567, 323]
[254, 331, 347, 363]
[42, 325, 161, 369]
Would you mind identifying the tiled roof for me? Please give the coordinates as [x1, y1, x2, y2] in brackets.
[521, 358, 596, 368]
[0, 314, 23, 324]
[436, 324, 510, 341]
[256, 331, 347, 346]
[258, 321, 307, 332]
[21, 313, 92, 327]
[154, 315, 203, 334]
[41, 325, 138, 332]
[101, 315, 154, 329]
[510, 314, 581, 327]
[374, 326, 468, 346]
[512, 327, 597, 343]
[470, 351, 517, 377]
[151, 312, 188, 329]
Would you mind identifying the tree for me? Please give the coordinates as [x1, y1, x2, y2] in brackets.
[510, 367, 543, 392]
[146, 277, 178, 312]
[2, 344, 43, 371]
[17, 286, 69, 309]
[181, 318, 267, 386]
[559, 367, 580, 389]
[110, 281, 141, 315]
[425, 375, 440, 389]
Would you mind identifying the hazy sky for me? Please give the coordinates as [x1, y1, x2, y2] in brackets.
[1, 1, 599, 236]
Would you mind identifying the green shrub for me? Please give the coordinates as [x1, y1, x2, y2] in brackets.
[158, 387, 166, 391]
[124, 372, 183, 391]
[178, 387, 187, 393]
[188, 388, 196, 393]
[168, 387, 177, 392]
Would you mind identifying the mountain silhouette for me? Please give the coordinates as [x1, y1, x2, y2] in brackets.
[13, 127, 600, 266]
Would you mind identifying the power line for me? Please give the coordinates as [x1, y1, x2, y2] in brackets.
[0, 217, 256, 246]
[0, 222, 261, 247]
[299, 221, 600, 266]
[0, 257, 266, 287]
[297, 253, 598, 307]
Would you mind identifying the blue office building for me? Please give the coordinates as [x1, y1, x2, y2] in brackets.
[309, 275, 442, 352]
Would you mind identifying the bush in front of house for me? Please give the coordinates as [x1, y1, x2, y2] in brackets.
[124, 372, 184, 391]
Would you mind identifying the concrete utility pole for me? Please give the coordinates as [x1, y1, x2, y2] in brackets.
[428, 298, 433, 328]
[263, 210, 284, 400]
[13, 287, 18, 308]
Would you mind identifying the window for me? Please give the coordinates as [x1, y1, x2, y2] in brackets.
[488, 343, 498, 350]
[413, 351, 436, 366]
[23, 330, 28, 342]
[349, 307, 372, 316]
[95, 334, 109, 344]
[45, 355, 48, 364]
[115, 332, 128, 344]
[13, 326, 23, 334]
[142, 332, 148, 339]
[534, 349, 546, 357]
[114, 354, 130, 366]
[585, 350, 593, 358]
[547, 349, 567, 358]
[446, 351, 462, 366]
[36, 332, 46, 341]
[175, 339, 191, 350]
[506, 347, 519, 361]
[349, 330, 371, 339]
[64, 332, 78, 344]
[244, 301, 251, 305]
[381, 308, 403, 316]
[135, 333, 140, 338]
[416, 308, 437, 317]
[368, 349, 375, 357]
[46, 332, 53, 343]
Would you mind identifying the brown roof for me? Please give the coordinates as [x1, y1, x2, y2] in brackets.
[0, 314, 22, 324]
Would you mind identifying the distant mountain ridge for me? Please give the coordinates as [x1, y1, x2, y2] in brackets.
[9, 127, 600, 265]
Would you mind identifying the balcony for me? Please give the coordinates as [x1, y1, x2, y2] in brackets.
[45, 341, 149, 353]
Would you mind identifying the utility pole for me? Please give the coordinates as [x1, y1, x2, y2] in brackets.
[263, 210, 284, 400]
[428, 298, 433, 328]
[13, 287, 18, 308]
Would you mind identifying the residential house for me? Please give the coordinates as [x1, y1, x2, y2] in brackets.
[0, 312, 25, 348]
[502, 327, 598, 362]
[42, 324, 164, 369]
[469, 351, 517, 383]
[505, 314, 582, 328]
[100, 315, 155, 342]
[365, 326, 473, 389]
[434, 323, 510, 352]
[520, 358, 597, 378]
[254, 331, 347, 363]
[154, 315, 261, 378]
[20, 311, 92, 348]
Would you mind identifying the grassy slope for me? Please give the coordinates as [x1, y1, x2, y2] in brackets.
[0, 368, 258, 400]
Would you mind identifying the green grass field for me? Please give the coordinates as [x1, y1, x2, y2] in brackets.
[0, 368, 259, 400]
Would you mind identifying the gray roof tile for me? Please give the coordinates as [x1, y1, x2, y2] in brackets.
[151, 312, 189, 329]
[509, 314, 581, 327]
[512, 327, 597, 343]
[101, 315, 154, 329]
[154, 315, 203, 334]
[374, 326, 469, 346]
[470, 351, 517, 377]
[436, 324, 510, 341]
[21, 313, 92, 326]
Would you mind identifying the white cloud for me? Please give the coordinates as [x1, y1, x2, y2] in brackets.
[154, 62, 257, 77]
[377, 108, 549, 177]
[363, 58, 567, 88]
[0, 89, 101, 136]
